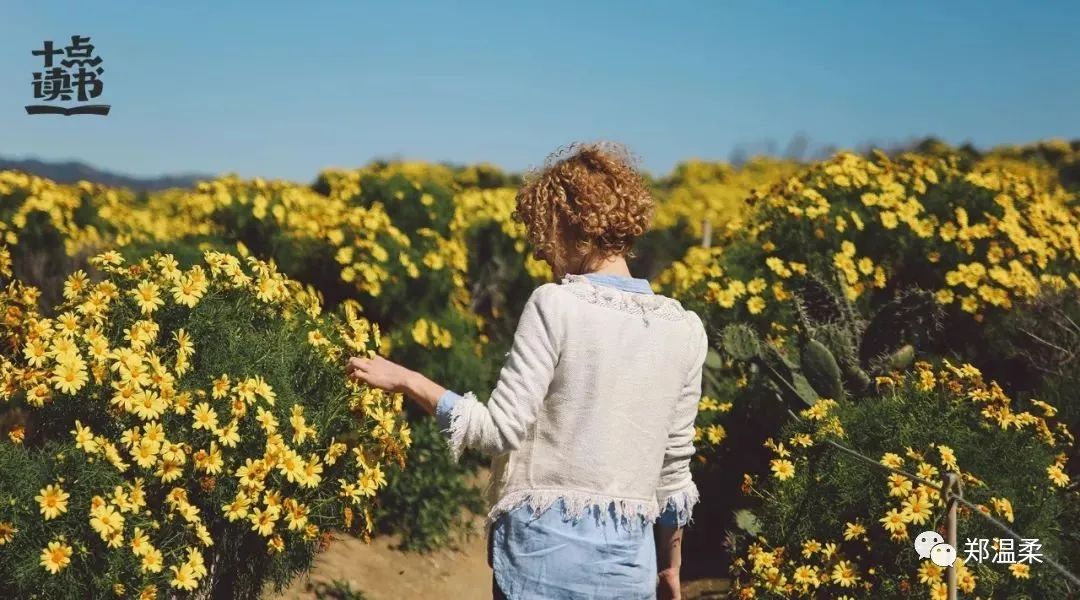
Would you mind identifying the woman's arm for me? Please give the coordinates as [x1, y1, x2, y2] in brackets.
[346, 355, 446, 415]
[652, 314, 706, 599]
[655, 524, 683, 600]
[348, 284, 562, 460]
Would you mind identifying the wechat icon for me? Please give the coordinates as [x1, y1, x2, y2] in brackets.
[914, 530, 957, 567]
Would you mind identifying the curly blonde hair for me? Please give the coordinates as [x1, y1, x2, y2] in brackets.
[513, 142, 654, 271]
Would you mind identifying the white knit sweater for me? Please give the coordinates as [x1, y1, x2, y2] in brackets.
[447, 273, 706, 525]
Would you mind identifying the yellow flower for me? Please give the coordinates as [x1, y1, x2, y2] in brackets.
[842, 521, 866, 541]
[880, 452, 904, 469]
[788, 433, 812, 448]
[195, 443, 224, 475]
[52, 358, 89, 395]
[770, 459, 795, 481]
[338, 479, 361, 505]
[792, 564, 819, 586]
[223, 493, 252, 522]
[746, 296, 766, 315]
[765, 257, 792, 278]
[63, 270, 90, 300]
[991, 497, 1015, 523]
[0, 521, 16, 545]
[250, 506, 280, 537]
[901, 493, 933, 525]
[1009, 563, 1031, 579]
[885, 472, 911, 496]
[937, 444, 958, 471]
[141, 548, 164, 573]
[132, 438, 161, 469]
[171, 273, 207, 307]
[916, 462, 939, 481]
[192, 402, 219, 431]
[879, 508, 908, 535]
[217, 420, 241, 447]
[130, 527, 150, 556]
[131, 281, 165, 315]
[90, 503, 125, 539]
[918, 561, 944, 584]
[169, 562, 198, 591]
[411, 319, 431, 347]
[211, 374, 231, 399]
[36, 483, 70, 520]
[152, 456, 183, 482]
[133, 390, 166, 421]
[252, 410, 279, 439]
[283, 499, 311, 532]
[277, 449, 306, 484]
[705, 424, 726, 445]
[302, 457, 324, 488]
[23, 339, 49, 367]
[71, 420, 99, 453]
[40, 540, 73, 574]
[1047, 464, 1069, 487]
[830, 560, 858, 587]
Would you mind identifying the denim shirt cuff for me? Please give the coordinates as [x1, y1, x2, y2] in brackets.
[656, 499, 686, 528]
[435, 389, 463, 432]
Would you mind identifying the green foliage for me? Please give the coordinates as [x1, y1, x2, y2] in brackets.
[307, 579, 368, 600]
[0, 441, 128, 599]
[373, 418, 484, 552]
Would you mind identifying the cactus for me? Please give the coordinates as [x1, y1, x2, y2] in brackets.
[719, 324, 819, 408]
[793, 272, 864, 338]
[793, 273, 846, 326]
[808, 322, 870, 396]
[880, 343, 916, 372]
[859, 287, 942, 369]
[721, 323, 761, 361]
[800, 338, 845, 401]
[761, 344, 819, 408]
[719, 270, 941, 406]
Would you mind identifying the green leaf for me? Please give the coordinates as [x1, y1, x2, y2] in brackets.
[734, 509, 763, 536]
[705, 347, 725, 370]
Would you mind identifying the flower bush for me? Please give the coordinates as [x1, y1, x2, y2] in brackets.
[661, 151, 1079, 326]
[728, 362, 1073, 599]
[0, 249, 409, 598]
[654, 146, 1080, 592]
[658, 149, 1080, 461]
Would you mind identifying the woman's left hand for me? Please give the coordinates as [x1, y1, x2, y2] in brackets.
[346, 355, 415, 394]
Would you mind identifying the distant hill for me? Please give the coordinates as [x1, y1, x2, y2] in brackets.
[0, 156, 213, 192]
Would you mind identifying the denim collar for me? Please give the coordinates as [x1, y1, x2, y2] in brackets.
[581, 272, 654, 294]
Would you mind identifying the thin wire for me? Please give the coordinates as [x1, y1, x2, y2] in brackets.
[785, 409, 1080, 587]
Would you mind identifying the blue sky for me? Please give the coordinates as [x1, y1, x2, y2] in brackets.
[1, 1, 1077, 182]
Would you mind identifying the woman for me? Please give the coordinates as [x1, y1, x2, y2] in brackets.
[347, 142, 705, 600]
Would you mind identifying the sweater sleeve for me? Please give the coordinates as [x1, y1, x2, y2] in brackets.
[443, 285, 561, 461]
[654, 312, 706, 526]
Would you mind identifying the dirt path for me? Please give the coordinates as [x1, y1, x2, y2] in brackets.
[271, 524, 493, 600]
